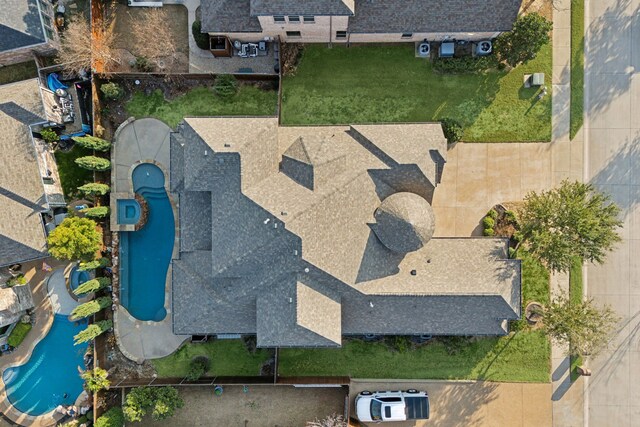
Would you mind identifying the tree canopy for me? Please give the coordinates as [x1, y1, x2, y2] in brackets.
[74, 320, 112, 345]
[47, 217, 102, 262]
[495, 13, 552, 67]
[541, 293, 619, 356]
[74, 277, 111, 296]
[72, 136, 111, 152]
[78, 183, 111, 197]
[70, 296, 112, 320]
[123, 387, 184, 422]
[75, 156, 111, 171]
[78, 257, 110, 272]
[95, 407, 124, 427]
[81, 367, 110, 393]
[519, 180, 622, 273]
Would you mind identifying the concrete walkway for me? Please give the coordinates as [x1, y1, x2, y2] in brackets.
[46, 267, 78, 316]
[583, 0, 640, 425]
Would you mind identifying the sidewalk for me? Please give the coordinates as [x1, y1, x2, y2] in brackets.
[549, 0, 586, 426]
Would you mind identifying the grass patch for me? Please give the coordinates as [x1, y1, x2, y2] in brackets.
[570, 0, 585, 139]
[569, 257, 584, 381]
[279, 248, 551, 382]
[281, 44, 552, 142]
[151, 340, 271, 378]
[7, 322, 32, 348]
[0, 62, 38, 85]
[126, 85, 278, 128]
[54, 147, 94, 199]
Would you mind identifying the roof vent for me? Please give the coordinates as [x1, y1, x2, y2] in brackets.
[369, 301, 374, 308]
[410, 269, 417, 276]
[304, 267, 310, 273]
[224, 143, 231, 147]
[204, 150, 208, 156]
[263, 218, 270, 225]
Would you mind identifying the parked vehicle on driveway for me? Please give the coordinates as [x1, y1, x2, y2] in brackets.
[355, 389, 430, 423]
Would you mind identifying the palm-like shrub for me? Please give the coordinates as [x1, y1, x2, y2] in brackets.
[81, 367, 110, 392]
[74, 277, 111, 296]
[74, 320, 112, 345]
[70, 296, 112, 320]
[75, 156, 111, 171]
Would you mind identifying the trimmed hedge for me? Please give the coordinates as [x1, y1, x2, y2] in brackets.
[81, 206, 110, 219]
[78, 182, 110, 197]
[72, 136, 111, 152]
[7, 322, 32, 348]
[75, 156, 111, 171]
[192, 20, 209, 50]
[432, 55, 498, 74]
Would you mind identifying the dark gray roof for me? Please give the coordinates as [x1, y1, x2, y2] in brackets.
[0, 0, 46, 52]
[200, 0, 262, 33]
[348, 0, 522, 33]
[250, 0, 355, 16]
[171, 118, 521, 347]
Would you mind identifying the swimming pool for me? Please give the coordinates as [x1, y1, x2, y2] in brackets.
[69, 266, 89, 292]
[2, 315, 88, 416]
[117, 198, 141, 225]
[119, 163, 173, 321]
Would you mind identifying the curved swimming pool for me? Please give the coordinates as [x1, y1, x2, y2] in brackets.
[2, 315, 88, 416]
[119, 163, 174, 321]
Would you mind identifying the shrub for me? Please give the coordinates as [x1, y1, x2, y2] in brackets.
[47, 217, 102, 262]
[95, 407, 124, 427]
[81, 367, 110, 392]
[7, 322, 32, 348]
[505, 210, 518, 223]
[82, 206, 110, 219]
[6, 274, 26, 287]
[72, 136, 111, 152]
[482, 216, 495, 229]
[495, 13, 552, 67]
[213, 74, 238, 98]
[186, 356, 210, 380]
[75, 156, 111, 171]
[78, 258, 110, 272]
[40, 128, 59, 145]
[385, 335, 411, 353]
[513, 231, 523, 243]
[440, 118, 463, 143]
[123, 387, 184, 422]
[70, 296, 113, 320]
[191, 20, 209, 50]
[74, 277, 111, 296]
[438, 336, 472, 355]
[74, 320, 112, 345]
[100, 82, 124, 101]
[135, 56, 153, 72]
[78, 183, 110, 197]
[483, 228, 495, 236]
[508, 247, 517, 259]
[487, 209, 498, 220]
[432, 55, 498, 74]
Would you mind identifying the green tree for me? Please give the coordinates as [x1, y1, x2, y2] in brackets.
[47, 217, 102, 262]
[541, 293, 619, 356]
[72, 135, 112, 152]
[78, 182, 111, 197]
[186, 356, 210, 380]
[494, 13, 553, 67]
[191, 20, 209, 50]
[95, 407, 124, 427]
[74, 320, 112, 345]
[78, 258, 110, 272]
[100, 82, 124, 100]
[75, 156, 111, 171]
[81, 206, 110, 219]
[40, 128, 59, 145]
[81, 367, 110, 392]
[440, 118, 463, 143]
[74, 277, 111, 296]
[213, 74, 238, 98]
[70, 296, 112, 320]
[519, 180, 622, 272]
[123, 387, 184, 422]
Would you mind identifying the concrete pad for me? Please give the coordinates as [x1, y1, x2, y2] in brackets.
[456, 171, 488, 207]
[589, 404, 629, 427]
[432, 207, 456, 236]
[588, 74, 631, 129]
[630, 75, 640, 128]
[455, 207, 485, 236]
[588, 129, 631, 184]
[595, 184, 631, 238]
[627, 187, 640, 240]
[456, 143, 488, 173]
[554, 28, 571, 47]
[588, 350, 630, 407]
[552, 84, 571, 141]
[588, 240, 630, 295]
[133, 119, 172, 161]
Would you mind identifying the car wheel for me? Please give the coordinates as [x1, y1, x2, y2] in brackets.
[406, 389, 418, 393]
[360, 390, 372, 395]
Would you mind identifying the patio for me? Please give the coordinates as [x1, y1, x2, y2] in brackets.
[189, 40, 279, 75]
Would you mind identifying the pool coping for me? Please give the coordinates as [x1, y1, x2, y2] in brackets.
[0, 261, 75, 427]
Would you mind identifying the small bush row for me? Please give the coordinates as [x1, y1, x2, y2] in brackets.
[432, 55, 499, 74]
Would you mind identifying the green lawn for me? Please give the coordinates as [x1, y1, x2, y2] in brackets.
[126, 85, 278, 128]
[0, 61, 38, 85]
[281, 44, 552, 142]
[54, 147, 94, 199]
[570, 0, 585, 140]
[7, 322, 32, 348]
[151, 339, 272, 378]
[569, 257, 584, 381]
[278, 249, 551, 382]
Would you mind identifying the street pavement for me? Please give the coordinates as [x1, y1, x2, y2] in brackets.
[584, 0, 640, 425]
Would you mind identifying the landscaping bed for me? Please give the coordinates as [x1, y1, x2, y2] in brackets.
[0, 61, 38, 85]
[569, 257, 584, 381]
[570, 0, 585, 139]
[281, 43, 552, 142]
[7, 322, 32, 348]
[54, 146, 94, 199]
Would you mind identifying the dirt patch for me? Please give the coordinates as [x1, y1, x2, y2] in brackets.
[520, 0, 553, 21]
[135, 385, 347, 427]
[281, 43, 304, 76]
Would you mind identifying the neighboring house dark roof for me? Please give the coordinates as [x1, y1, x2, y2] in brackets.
[250, 0, 355, 16]
[0, 0, 46, 52]
[0, 80, 48, 268]
[348, 0, 522, 33]
[170, 118, 521, 347]
[200, 0, 262, 33]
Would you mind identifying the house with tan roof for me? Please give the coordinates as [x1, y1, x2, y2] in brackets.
[199, 0, 522, 47]
[170, 117, 521, 347]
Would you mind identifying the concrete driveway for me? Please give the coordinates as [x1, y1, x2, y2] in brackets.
[349, 380, 551, 427]
[584, 0, 640, 426]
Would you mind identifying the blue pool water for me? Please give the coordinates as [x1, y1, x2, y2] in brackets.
[2, 315, 88, 416]
[117, 198, 141, 225]
[119, 163, 173, 321]
[69, 266, 89, 292]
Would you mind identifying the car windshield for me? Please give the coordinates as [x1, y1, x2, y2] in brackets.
[370, 400, 382, 420]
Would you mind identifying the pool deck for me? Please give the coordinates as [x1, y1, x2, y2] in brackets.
[0, 259, 73, 427]
[111, 118, 189, 362]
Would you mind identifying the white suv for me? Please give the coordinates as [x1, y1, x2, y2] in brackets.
[355, 389, 430, 423]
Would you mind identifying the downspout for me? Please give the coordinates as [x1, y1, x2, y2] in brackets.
[329, 15, 333, 48]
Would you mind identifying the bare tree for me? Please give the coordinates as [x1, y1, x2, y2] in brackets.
[306, 414, 347, 427]
[129, 8, 178, 67]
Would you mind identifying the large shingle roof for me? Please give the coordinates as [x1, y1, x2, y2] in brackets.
[200, 0, 262, 33]
[0, 80, 48, 268]
[0, 0, 46, 52]
[250, 0, 355, 16]
[171, 118, 521, 347]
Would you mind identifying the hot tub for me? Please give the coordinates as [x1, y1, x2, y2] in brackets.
[117, 199, 141, 225]
[69, 266, 89, 293]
